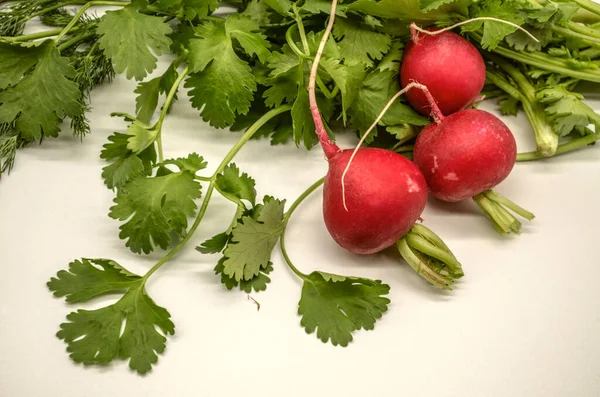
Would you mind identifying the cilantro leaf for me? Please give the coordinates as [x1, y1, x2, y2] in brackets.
[332, 17, 391, 67]
[109, 163, 202, 254]
[537, 86, 600, 136]
[125, 120, 158, 153]
[216, 163, 257, 205]
[47, 258, 141, 303]
[348, 69, 428, 142]
[48, 258, 174, 374]
[419, 0, 458, 12]
[321, 59, 367, 123]
[263, 0, 291, 16]
[186, 15, 270, 128]
[463, 0, 525, 50]
[0, 41, 81, 141]
[222, 196, 286, 281]
[242, 0, 273, 24]
[100, 132, 156, 190]
[197, 232, 229, 254]
[97, 6, 172, 80]
[134, 78, 161, 125]
[214, 257, 274, 292]
[151, 0, 220, 20]
[0, 41, 47, 89]
[301, 0, 347, 16]
[161, 153, 207, 173]
[499, 95, 520, 116]
[505, 26, 552, 52]
[298, 272, 390, 347]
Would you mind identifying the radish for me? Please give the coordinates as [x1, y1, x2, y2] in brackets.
[401, 20, 539, 116]
[309, 0, 464, 289]
[412, 105, 535, 234]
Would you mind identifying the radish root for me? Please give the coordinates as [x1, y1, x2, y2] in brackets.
[308, 0, 340, 160]
[340, 82, 443, 211]
[410, 18, 540, 44]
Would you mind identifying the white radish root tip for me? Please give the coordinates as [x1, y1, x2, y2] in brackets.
[340, 82, 443, 211]
[410, 18, 540, 44]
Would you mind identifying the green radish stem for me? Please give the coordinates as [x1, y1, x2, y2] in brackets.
[410, 18, 540, 44]
[307, 0, 340, 160]
[473, 190, 535, 234]
[340, 82, 444, 211]
[396, 224, 464, 290]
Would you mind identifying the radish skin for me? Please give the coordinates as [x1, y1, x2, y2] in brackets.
[401, 29, 486, 116]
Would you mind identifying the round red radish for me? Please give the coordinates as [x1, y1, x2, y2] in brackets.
[400, 29, 486, 116]
[322, 148, 428, 255]
[413, 109, 517, 202]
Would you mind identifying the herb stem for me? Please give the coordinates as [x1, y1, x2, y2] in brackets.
[292, 4, 310, 54]
[571, 0, 600, 17]
[55, 0, 125, 42]
[57, 31, 94, 51]
[3, 26, 81, 42]
[552, 25, 600, 46]
[28, 0, 84, 19]
[472, 32, 600, 82]
[517, 133, 600, 161]
[285, 24, 309, 58]
[280, 177, 325, 281]
[154, 66, 190, 163]
[142, 105, 292, 281]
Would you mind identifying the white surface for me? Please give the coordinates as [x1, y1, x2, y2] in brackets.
[2, 18, 600, 397]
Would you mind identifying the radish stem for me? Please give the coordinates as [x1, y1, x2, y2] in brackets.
[307, 0, 340, 160]
[472, 190, 534, 235]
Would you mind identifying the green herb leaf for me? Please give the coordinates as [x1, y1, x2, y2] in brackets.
[348, 69, 428, 142]
[151, 0, 220, 20]
[216, 163, 257, 205]
[197, 232, 229, 254]
[263, 0, 291, 16]
[463, 0, 525, 50]
[298, 272, 390, 347]
[499, 95, 520, 116]
[161, 153, 207, 173]
[0, 41, 81, 141]
[101, 132, 156, 190]
[97, 6, 172, 80]
[48, 258, 174, 374]
[537, 86, 600, 136]
[0, 41, 47, 90]
[215, 257, 273, 292]
[419, 0, 457, 12]
[109, 164, 202, 254]
[222, 196, 286, 281]
[186, 15, 270, 128]
[332, 17, 391, 67]
[47, 258, 141, 303]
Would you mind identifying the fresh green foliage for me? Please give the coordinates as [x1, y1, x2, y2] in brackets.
[0, 0, 596, 376]
[298, 272, 390, 347]
[109, 153, 205, 254]
[186, 14, 270, 128]
[537, 85, 600, 136]
[48, 258, 174, 374]
[0, 41, 81, 140]
[222, 196, 286, 281]
[97, 5, 173, 80]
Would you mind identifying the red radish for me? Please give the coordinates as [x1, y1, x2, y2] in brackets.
[400, 28, 486, 116]
[309, 0, 464, 291]
[410, 101, 534, 233]
[400, 19, 539, 117]
[413, 109, 516, 202]
[322, 148, 428, 254]
[308, 0, 428, 255]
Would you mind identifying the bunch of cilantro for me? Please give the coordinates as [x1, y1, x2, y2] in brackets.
[1, 0, 600, 374]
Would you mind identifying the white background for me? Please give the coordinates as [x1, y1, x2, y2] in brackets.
[1, 8, 600, 397]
